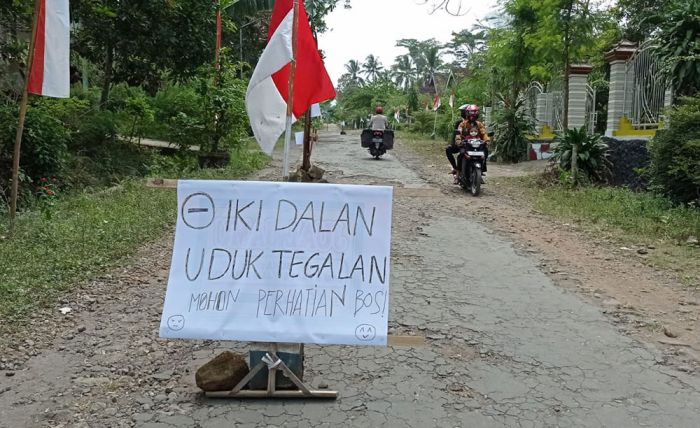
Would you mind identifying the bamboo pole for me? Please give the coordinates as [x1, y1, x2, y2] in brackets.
[9, 0, 42, 231]
[282, 0, 300, 179]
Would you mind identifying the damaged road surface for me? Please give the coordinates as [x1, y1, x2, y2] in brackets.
[1, 129, 699, 427]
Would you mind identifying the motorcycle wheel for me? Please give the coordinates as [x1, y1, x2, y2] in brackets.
[459, 159, 468, 189]
[470, 165, 481, 196]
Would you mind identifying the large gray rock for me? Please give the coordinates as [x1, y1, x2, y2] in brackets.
[195, 351, 249, 392]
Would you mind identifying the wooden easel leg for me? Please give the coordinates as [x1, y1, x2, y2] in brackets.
[205, 343, 338, 399]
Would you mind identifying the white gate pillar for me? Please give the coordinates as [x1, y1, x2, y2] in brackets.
[567, 64, 593, 130]
[604, 40, 637, 136]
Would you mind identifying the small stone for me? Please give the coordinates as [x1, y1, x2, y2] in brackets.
[154, 394, 168, 402]
[637, 248, 648, 255]
[663, 327, 679, 338]
[686, 236, 698, 246]
[318, 382, 329, 389]
[77, 325, 86, 333]
[5, 372, 15, 377]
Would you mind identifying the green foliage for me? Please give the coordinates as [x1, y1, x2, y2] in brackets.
[191, 53, 249, 153]
[336, 80, 402, 126]
[72, 0, 225, 94]
[513, 175, 700, 253]
[615, 0, 674, 42]
[0, 105, 69, 194]
[654, 0, 700, 97]
[552, 126, 611, 183]
[649, 97, 700, 205]
[491, 94, 534, 163]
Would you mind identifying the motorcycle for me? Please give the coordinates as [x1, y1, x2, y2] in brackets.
[455, 126, 487, 196]
[361, 129, 394, 159]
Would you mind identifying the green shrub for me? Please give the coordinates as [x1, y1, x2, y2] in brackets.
[552, 126, 611, 183]
[649, 97, 700, 205]
[409, 111, 437, 135]
[491, 95, 534, 163]
[0, 104, 69, 197]
[70, 109, 119, 149]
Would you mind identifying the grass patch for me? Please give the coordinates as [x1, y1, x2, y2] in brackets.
[0, 150, 269, 320]
[401, 133, 447, 161]
[502, 176, 700, 286]
[512, 177, 699, 242]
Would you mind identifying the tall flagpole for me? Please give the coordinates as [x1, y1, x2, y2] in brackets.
[9, 0, 41, 230]
[282, 0, 300, 179]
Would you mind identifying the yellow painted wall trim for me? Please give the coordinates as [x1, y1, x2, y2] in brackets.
[612, 116, 659, 137]
[534, 124, 555, 140]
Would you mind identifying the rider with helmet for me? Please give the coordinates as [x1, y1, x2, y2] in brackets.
[446, 103, 490, 184]
[368, 105, 389, 131]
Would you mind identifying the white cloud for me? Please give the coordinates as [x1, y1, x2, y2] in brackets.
[317, 0, 499, 85]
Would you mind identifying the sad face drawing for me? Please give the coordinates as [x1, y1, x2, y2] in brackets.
[167, 315, 185, 331]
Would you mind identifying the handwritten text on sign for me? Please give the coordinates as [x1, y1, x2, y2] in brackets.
[159, 180, 393, 345]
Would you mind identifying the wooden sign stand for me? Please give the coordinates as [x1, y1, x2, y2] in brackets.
[207, 344, 338, 399]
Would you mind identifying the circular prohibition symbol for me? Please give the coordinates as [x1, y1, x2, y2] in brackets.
[181, 192, 216, 229]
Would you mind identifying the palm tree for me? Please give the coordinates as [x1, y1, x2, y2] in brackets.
[362, 54, 384, 82]
[344, 59, 365, 86]
[391, 55, 417, 90]
[423, 45, 444, 86]
[448, 29, 486, 65]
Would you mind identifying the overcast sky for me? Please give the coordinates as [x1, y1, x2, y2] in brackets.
[317, 0, 500, 85]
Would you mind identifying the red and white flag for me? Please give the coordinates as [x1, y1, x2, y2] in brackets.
[433, 95, 441, 111]
[246, 0, 336, 154]
[28, 0, 70, 98]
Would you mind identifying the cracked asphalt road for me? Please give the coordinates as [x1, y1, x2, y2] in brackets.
[1, 129, 699, 427]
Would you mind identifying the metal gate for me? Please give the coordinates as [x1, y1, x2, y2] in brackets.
[625, 41, 667, 128]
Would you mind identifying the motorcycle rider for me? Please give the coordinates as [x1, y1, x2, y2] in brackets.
[368, 106, 388, 131]
[446, 103, 490, 184]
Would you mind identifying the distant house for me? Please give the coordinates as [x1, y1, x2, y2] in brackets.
[419, 69, 465, 95]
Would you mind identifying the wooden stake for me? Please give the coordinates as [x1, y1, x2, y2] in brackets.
[9, 0, 41, 230]
[302, 109, 312, 171]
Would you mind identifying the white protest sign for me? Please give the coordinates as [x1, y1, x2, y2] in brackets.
[159, 180, 393, 346]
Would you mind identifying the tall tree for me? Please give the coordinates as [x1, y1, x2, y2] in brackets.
[654, 0, 700, 97]
[448, 28, 486, 66]
[72, 0, 223, 102]
[391, 55, 417, 90]
[344, 59, 364, 85]
[396, 38, 445, 85]
[614, 0, 674, 42]
[362, 54, 384, 82]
